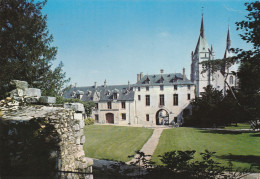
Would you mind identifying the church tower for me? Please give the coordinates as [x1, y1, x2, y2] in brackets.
[190, 14, 214, 97]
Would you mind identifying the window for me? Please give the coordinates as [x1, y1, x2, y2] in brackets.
[145, 95, 150, 106]
[146, 86, 149, 91]
[146, 114, 149, 121]
[138, 87, 140, 91]
[121, 101, 125, 109]
[159, 94, 164, 106]
[174, 85, 178, 90]
[107, 102, 112, 109]
[113, 93, 117, 100]
[187, 85, 191, 90]
[138, 95, 141, 101]
[95, 103, 98, 109]
[229, 76, 234, 84]
[174, 117, 178, 123]
[122, 113, 126, 120]
[160, 85, 164, 91]
[187, 93, 191, 100]
[95, 115, 99, 122]
[173, 94, 178, 106]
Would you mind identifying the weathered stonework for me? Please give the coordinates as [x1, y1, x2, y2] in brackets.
[0, 81, 93, 178]
[0, 101, 93, 178]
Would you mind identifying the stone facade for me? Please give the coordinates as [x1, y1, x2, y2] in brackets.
[64, 72, 195, 126]
[190, 15, 238, 97]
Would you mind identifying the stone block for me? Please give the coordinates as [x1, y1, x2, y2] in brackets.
[74, 124, 80, 131]
[80, 136, 85, 144]
[76, 138, 80, 145]
[10, 80, 28, 90]
[24, 97, 39, 104]
[79, 119, 85, 129]
[74, 113, 83, 120]
[64, 103, 85, 113]
[24, 88, 41, 98]
[39, 96, 56, 104]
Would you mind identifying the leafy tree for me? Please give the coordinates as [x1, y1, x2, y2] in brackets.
[189, 85, 224, 127]
[199, 2, 260, 128]
[56, 96, 95, 117]
[0, 0, 70, 99]
[235, 2, 260, 129]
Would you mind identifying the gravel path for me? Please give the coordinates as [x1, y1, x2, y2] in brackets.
[126, 128, 164, 165]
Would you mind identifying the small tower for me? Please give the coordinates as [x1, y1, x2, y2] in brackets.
[190, 14, 211, 97]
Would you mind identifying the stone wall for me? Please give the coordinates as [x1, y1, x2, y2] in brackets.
[0, 102, 93, 178]
[0, 80, 93, 178]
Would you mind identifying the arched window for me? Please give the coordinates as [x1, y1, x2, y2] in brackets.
[229, 76, 234, 84]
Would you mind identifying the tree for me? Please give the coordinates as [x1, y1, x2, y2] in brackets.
[189, 85, 224, 127]
[56, 96, 96, 117]
[0, 0, 70, 99]
[235, 2, 260, 129]
[200, 2, 260, 128]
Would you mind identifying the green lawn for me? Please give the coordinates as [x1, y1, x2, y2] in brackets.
[224, 123, 251, 130]
[83, 125, 153, 162]
[152, 127, 260, 171]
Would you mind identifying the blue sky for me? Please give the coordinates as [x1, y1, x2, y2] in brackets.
[43, 0, 251, 87]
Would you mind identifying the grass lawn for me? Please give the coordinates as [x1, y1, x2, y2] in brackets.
[83, 125, 153, 162]
[224, 123, 251, 130]
[152, 127, 260, 171]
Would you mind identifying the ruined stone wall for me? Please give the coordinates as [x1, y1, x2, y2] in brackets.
[0, 102, 93, 178]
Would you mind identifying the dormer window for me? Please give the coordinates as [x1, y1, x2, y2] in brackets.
[143, 77, 150, 84]
[157, 76, 164, 83]
[106, 90, 110, 96]
[113, 93, 118, 100]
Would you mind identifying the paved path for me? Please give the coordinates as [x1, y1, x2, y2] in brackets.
[126, 128, 164, 165]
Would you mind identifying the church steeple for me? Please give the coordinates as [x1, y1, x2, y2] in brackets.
[200, 14, 205, 38]
[226, 26, 231, 51]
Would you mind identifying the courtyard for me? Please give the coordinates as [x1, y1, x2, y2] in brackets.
[84, 125, 260, 171]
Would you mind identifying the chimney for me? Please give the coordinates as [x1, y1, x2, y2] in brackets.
[94, 82, 97, 88]
[140, 72, 143, 79]
[128, 81, 130, 89]
[104, 79, 107, 88]
[137, 74, 140, 82]
[160, 69, 164, 74]
[183, 68, 186, 81]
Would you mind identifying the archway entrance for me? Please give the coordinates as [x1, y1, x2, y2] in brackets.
[156, 109, 169, 125]
[106, 113, 114, 124]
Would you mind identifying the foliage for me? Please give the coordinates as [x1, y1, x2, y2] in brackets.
[0, 118, 60, 177]
[188, 85, 224, 127]
[105, 150, 252, 179]
[147, 150, 225, 179]
[84, 118, 95, 125]
[0, 0, 70, 99]
[56, 96, 95, 117]
[200, 2, 260, 128]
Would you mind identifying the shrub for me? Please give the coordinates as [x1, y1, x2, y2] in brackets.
[85, 118, 95, 125]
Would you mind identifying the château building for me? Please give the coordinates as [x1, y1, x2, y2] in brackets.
[63, 15, 238, 126]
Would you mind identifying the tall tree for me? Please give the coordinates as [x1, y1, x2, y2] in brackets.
[235, 2, 260, 128]
[0, 0, 70, 98]
[199, 2, 260, 128]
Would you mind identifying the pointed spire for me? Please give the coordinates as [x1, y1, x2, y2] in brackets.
[226, 26, 231, 50]
[200, 14, 205, 38]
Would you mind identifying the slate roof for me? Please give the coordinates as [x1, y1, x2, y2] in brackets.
[134, 73, 193, 87]
[63, 85, 135, 102]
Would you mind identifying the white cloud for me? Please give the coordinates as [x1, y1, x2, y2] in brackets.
[223, 5, 247, 14]
[158, 31, 171, 38]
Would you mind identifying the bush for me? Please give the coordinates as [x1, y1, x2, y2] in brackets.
[85, 118, 95, 125]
